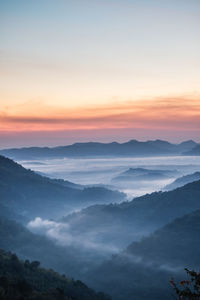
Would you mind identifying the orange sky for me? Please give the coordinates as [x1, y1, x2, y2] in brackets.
[0, 1, 200, 147]
[1, 96, 200, 132]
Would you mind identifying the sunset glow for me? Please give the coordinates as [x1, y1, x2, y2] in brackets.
[0, 0, 200, 147]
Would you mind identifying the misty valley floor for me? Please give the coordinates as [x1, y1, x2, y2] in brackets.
[0, 153, 200, 300]
[21, 155, 200, 198]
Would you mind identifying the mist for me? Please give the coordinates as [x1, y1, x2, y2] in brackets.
[27, 217, 119, 256]
[21, 155, 200, 199]
[1, 152, 200, 300]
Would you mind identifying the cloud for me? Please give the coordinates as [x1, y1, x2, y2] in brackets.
[120, 252, 183, 273]
[0, 96, 200, 132]
[27, 217, 67, 233]
[0, 95, 199, 147]
[27, 217, 119, 254]
[27, 218, 184, 274]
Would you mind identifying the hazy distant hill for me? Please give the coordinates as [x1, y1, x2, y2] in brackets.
[85, 209, 200, 300]
[126, 208, 200, 267]
[0, 139, 198, 159]
[175, 139, 198, 152]
[164, 172, 200, 191]
[112, 167, 178, 182]
[0, 215, 109, 279]
[0, 249, 110, 300]
[184, 144, 200, 156]
[0, 155, 125, 219]
[62, 180, 200, 248]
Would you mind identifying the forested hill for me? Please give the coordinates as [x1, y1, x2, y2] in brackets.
[0, 155, 125, 219]
[62, 179, 200, 248]
[0, 215, 107, 278]
[84, 209, 200, 300]
[164, 172, 200, 191]
[126, 208, 200, 267]
[0, 249, 110, 300]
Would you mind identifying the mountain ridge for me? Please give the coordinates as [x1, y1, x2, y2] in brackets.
[85, 209, 200, 300]
[164, 172, 200, 191]
[1, 139, 199, 160]
[61, 179, 200, 248]
[0, 155, 125, 220]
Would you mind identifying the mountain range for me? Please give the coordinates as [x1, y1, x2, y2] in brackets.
[62, 179, 200, 248]
[112, 167, 178, 182]
[0, 139, 199, 160]
[1, 154, 200, 300]
[0, 155, 125, 219]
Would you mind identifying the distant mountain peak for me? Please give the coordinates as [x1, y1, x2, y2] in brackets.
[179, 140, 197, 145]
[1, 139, 198, 159]
[126, 139, 140, 144]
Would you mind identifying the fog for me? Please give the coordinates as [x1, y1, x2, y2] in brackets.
[118, 252, 183, 273]
[21, 156, 200, 198]
[28, 217, 119, 255]
[2, 153, 200, 300]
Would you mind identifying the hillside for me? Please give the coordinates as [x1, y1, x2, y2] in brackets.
[164, 172, 200, 191]
[0, 249, 110, 300]
[62, 180, 200, 248]
[0, 139, 198, 159]
[0, 155, 125, 219]
[85, 209, 200, 300]
[0, 214, 114, 280]
[0, 216, 79, 276]
[126, 209, 200, 267]
[112, 167, 177, 182]
[184, 144, 200, 156]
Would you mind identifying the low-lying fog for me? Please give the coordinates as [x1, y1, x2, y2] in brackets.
[20, 155, 200, 283]
[21, 156, 200, 199]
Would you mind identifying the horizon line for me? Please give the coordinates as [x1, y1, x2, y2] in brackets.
[0, 138, 199, 151]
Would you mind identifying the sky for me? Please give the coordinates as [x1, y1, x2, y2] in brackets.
[0, 0, 200, 147]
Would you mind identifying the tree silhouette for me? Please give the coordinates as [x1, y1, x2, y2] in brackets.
[171, 269, 200, 299]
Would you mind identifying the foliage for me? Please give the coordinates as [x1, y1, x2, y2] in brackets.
[0, 249, 111, 300]
[171, 269, 200, 299]
[85, 209, 200, 300]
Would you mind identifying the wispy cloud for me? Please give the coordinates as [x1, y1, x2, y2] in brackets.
[0, 96, 200, 132]
[27, 217, 119, 254]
